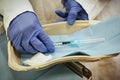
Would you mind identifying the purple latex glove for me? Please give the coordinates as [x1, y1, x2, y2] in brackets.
[55, 0, 89, 25]
[8, 11, 55, 54]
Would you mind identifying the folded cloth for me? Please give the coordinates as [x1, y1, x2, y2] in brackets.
[50, 16, 120, 58]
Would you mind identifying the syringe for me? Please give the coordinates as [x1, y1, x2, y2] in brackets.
[54, 38, 105, 46]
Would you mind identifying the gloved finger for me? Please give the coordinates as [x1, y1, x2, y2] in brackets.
[30, 37, 48, 53]
[55, 10, 67, 18]
[67, 10, 78, 25]
[55, 18, 67, 23]
[67, 7, 81, 25]
[37, 32, 55, 53]
[8, 32, 36, 53]
[11, 33, 26, 53]
[21, 37, 39, 54]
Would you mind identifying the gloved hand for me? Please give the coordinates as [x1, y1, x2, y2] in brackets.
[55, 0, 89, 25]
[8, 11, 55, 54]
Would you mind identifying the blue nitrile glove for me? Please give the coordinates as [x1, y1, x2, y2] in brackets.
[8, 11, 55, 54]
[55, 0, 89, 25]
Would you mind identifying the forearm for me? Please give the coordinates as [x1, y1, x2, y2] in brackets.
[0, 0, 34, 31]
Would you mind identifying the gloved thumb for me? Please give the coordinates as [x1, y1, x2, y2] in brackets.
[67, 10, 78, 25]
[55, 10, 67, 18]
[37, 32, 55, 53]
[30, 37, 47, 53]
